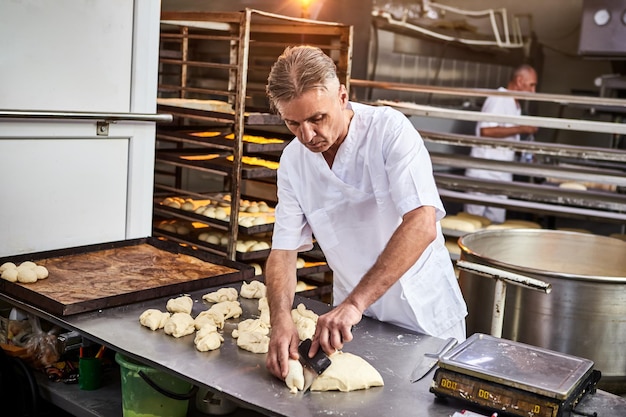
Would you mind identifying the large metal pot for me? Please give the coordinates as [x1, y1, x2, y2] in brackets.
[458, 229, 626, 392]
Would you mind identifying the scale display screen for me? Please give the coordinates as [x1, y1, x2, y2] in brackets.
[430, 334, 600, 417]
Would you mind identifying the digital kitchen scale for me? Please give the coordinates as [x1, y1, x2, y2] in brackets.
[430, 333, 601, 417]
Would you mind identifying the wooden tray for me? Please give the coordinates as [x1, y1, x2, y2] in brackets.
[0, 237, 253, 316]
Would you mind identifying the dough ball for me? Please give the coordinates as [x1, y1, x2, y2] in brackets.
[249, 263, 263, 276]
[236, 319, 270, 336]
[240, 280, 267, 299]
[248, 242, 270, 252]
[34, 265, 49, 280]
[0, 262, 17, 272]
[209, 300, 242, 320]
[457, 211, 492, 228]
[1, 268, 18, 282]
[206, 234, 221, 245]
[163, 313, 195, 338]
[291, 304, 318, 341]
[236, 331, 270, 354]
[296, 258, 306, 269]
[311, 351, 384, 392]
[295, 281, 308, 292]
[139, 309, 170, 331]
[559, 182, 587, 191]
[202, 287, 238, 303]
[181, 201, 195, 211]
[285, 359, 305, 393]
[195, 310, 225, 330]
[258, 202, 270, 213]
[166, 296, 193, 314]
[17, 261, 37, 271]
[17, 268, 38, 283]
[194, 325, 223, 352]
[246, 204, 260, 213]
[440, 216, 480, 233]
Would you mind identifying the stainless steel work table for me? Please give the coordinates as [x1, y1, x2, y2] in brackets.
[2, 284, 625, 417]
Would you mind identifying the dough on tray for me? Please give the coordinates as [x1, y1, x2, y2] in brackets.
[310, 351, 384, 392]
[166, 295, 193, 315]
[235, 330, 270, 354]
[291, 303, 318, 341]
[163, 312, 195, 338]
[195, 310, 225, 330]
[202, 287, 238, 303]
[139, 309, 170, 331]
[240, 280, 267, 299]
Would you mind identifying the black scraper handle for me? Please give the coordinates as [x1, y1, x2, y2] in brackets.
[298, 339, 332, 375]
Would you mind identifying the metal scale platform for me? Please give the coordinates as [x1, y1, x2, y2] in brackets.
[430, 334, 602, 417]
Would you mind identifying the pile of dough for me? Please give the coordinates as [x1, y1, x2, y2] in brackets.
[166, 296, 194, 314]
[310, 351, 384, 392]
[194, 324, 224, 352]
[291, 303, 318, 341]
[285, 359, 305, 393]
[164, 313, 195, 338]
[209, 300, 243, 320]
[139, 309, 170, 331]
[258, 297, 270, 326]
[202, 287, 238, 303]
[195, 310, 225, 330]
[240, 280, 267, 299]
[1, 261, 49, 284]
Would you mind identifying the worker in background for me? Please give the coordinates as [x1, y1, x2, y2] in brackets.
[263, 45, 467, 381]
[464, 65, 539, 223]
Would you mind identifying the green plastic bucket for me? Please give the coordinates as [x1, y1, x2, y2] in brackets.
[115, 353, 195, 417]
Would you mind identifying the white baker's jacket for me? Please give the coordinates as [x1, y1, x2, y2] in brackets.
[272, 102, 467, 337]
[466, 87, 521, 182]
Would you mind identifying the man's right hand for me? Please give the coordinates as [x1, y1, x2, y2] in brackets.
[266, 318, 300, 380]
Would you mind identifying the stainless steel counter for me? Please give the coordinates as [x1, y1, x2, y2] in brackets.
[2, 284, 625, 417]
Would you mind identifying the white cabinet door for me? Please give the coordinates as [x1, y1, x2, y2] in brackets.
[0, 0, 160, 256]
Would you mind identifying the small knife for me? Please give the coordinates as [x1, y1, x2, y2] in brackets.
[409, 337, 457, 383]
[298, 338, 332, 393]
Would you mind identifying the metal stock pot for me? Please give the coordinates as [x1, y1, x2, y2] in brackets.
[457, 229, 626, 392]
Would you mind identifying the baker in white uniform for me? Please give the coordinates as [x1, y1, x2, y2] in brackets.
[464, 65, 539, 223]
[263, 45, 467, 381]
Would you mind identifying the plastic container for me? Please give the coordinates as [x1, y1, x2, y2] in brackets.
[115, 353, 194, 417]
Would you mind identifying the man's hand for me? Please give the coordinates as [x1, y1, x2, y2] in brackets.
[266, 318, 300, 380]
[311, 302, 362, 356]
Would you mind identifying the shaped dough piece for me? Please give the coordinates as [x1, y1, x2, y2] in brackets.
[195, 310, 225, 330]
[166, 296, 193, 314]
[285, 359, 305, 393]
[1, 268, 18, 282]
[34, 265, 49, 280]
[440, 215, 480, 232]
[311, 351, 384, 392]
[194, 324, 224, 352]
[0, 262, 17, 272]
[139, 309, 170, 331]
[240, 280, 267, 299]
[202, 287, 238, 303]
[209, 300, 242, 320]
[236, 331, 270, 354]
[17, 268, 38, 283]
[291, 304, 318, 341]
[236, 319, 270, 336]
[163, 313, 195, 338]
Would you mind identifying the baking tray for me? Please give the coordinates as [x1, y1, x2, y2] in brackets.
[156, 149, 278, 179]
[438, 333, 595, 400]
[0, 237, 254, 316]
[157, 127, 290, 153]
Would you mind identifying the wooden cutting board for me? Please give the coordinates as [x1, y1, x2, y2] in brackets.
[0, 238, 251, 316]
